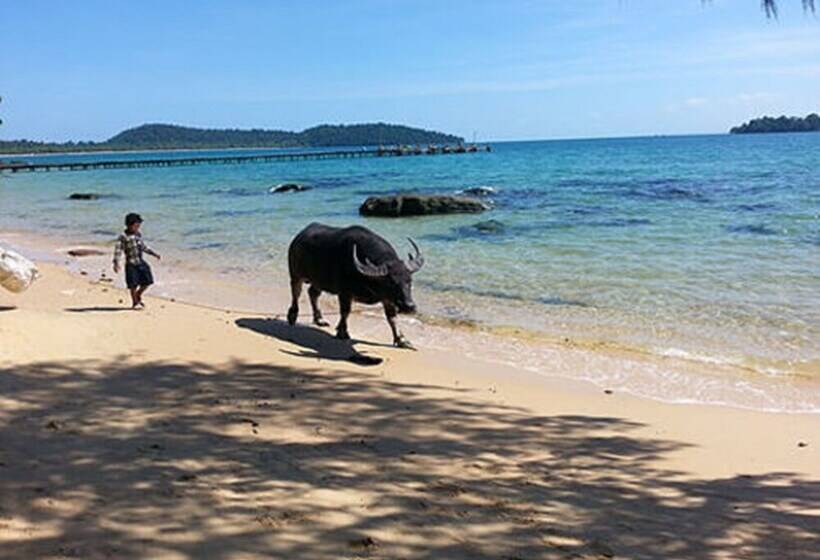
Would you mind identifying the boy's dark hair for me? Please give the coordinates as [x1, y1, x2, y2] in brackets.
[125, 213, 143, 226]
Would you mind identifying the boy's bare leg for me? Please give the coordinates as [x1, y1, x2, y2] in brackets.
[129, 288, 140, 308]
[135, 285, 149, 307]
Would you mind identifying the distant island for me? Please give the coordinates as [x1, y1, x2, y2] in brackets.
[730, 113, 820, 134]
[0, 123, 464, 155]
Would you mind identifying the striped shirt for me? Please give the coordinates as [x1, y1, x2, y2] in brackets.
[113, 232, 151, 266]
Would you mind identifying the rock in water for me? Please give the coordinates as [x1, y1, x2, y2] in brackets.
[270, 183, 311, 194]
[68, 193, 102, 200]
[457, 186, 497, 197]
[472, 219, 506, 233]
[360, 194, 489, 217]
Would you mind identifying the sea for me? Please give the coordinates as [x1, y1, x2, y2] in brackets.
[1, 133, 818, 412]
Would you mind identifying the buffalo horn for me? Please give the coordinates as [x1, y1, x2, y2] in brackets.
[353, 244, 388, 278]
[405, 238, 425, 273]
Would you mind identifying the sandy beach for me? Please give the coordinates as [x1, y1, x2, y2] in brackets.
[1, 257, 817, 560]
[4, 1, 820, 557]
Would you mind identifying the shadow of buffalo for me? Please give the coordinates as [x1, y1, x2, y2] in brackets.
[235, 317, 385, 366]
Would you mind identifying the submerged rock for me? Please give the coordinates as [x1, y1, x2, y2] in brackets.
[68, 193, 102, 200]
[457, 186, 497, 197]
[724, 224, 779, 236]
[471, 219, 506, 233]
[270, 183, 311, 194]
[360, 194, 489, 217]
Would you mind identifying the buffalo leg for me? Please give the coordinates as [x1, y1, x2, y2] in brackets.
[287, 278, 303, 325]
[308, 286, 329, 327]
[384, 301, 415, 350]
[336, 294, 352, 340]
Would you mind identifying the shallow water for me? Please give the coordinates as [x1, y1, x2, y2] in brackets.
[2, 134, 819, 397]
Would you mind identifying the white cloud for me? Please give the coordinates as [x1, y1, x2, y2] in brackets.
[684, 97, 708, 107]
[736, 92, 776, 103]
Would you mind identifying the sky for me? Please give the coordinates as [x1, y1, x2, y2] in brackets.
[1, 0, 818, 142]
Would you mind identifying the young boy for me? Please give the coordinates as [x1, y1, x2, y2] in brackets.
[113, 213, 161, 309]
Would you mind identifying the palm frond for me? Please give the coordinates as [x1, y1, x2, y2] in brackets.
[763, 0, 779, 17]
[762, 0, 816, 18]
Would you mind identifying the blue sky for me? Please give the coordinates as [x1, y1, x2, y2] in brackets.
[1, 0, 818, 142]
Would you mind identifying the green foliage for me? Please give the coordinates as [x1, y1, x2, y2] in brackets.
[105, 123, 299, 149]
[730, 113, 820, 134]
[0, 123, 464, 155]
[299, 123, 462, 147]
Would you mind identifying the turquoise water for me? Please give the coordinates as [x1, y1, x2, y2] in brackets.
[2, 134, 819, 378]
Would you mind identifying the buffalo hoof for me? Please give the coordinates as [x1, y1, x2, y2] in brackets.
[336, 330, 351, 340]
[314, 318, 330, 327]
[394, 337, 416, 350]
[287, 307, 298, 325]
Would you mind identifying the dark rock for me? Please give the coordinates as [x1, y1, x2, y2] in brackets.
[360, 194, 489, 217]
[457, 186, 497, 197]
[472, 219, 506, 233]
[270, 183, 311, 194]
[68, 193, 102, 200]
[725, 224, 779, 236]
[67, 248, 105, 257]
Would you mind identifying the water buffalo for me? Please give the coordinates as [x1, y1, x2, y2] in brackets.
[287, 223, 424, 349]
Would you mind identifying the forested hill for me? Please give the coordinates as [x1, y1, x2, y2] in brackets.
[0, 123, 464, 154]
[105, 124, 296, 149]
[730, 113, 820, 134]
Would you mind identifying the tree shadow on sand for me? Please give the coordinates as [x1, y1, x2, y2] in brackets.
[235, 317, 385, 366]
[0, 359, 817, 559]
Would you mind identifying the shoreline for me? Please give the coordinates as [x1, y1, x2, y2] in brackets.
[2, 226, 819, 414]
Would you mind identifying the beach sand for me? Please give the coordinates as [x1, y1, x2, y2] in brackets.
[1, 262, 818, 559]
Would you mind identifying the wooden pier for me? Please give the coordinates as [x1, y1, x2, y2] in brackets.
[0, 144, 491, 174]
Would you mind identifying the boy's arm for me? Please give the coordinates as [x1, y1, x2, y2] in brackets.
[113, 236, 123, 272]
[143, 243, 161, 260]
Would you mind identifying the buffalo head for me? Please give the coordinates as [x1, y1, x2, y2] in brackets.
[353, 238, 424, 313]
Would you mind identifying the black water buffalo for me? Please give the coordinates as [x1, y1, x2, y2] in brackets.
[287, 223, 424, 349]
